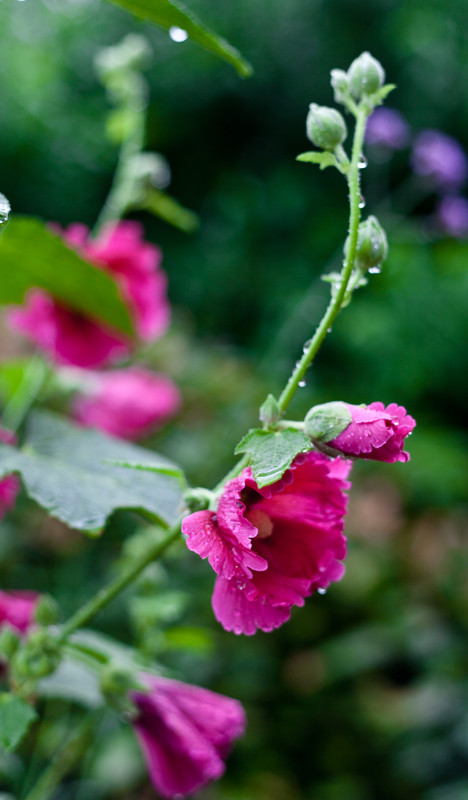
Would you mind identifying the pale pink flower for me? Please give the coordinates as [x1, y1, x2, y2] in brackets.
[131, 674, 246, 799]
[0, 590, 39, 635]
[7, 222, 170, 368]
[329, 402, 416, 463]
[0, 427, 20, 520]
[73, 367, 181, 440]
[182, 453, 351, 635]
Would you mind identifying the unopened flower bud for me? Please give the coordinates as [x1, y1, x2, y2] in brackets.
[348, 215, 388, 271]
[0, 628, 20, 660]
[35, 595, 60, 627]
[306, 104, 347, 151]
[304, 402, 352, 443]
[330, 69, 349, 104]
[100, 664, 142, 713]
[259, 394, 281, 426]
[347, 52, 385, 99]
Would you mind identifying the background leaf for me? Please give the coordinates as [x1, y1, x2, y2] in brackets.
[0, 217, 134, 336]
[0, 411, 184, 534]
[107, 0, 253, 77]
[235, 427, 312, 487]
[0, 694, 37, 753]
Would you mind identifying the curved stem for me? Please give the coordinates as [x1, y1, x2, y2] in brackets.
[277, 107, 368, 414]
[57, 520, 182, 643]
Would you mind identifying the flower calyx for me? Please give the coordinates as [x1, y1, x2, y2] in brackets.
[100, 664, 144, 715]
[345, 215, 388, 273]
[306, 104, 347, 152]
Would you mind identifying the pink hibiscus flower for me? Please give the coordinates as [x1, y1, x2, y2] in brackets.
[7, 221, 170, 368]
[182, 452, 351, 635]
[0, 427, 20, 520]
[73, 367, 181, 440]
[0, 590, 39, 635]
[131, 674, 246, 799]
[329, 402, 416, 462]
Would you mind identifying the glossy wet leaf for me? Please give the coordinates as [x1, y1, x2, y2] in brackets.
[0, 411, 184, 534]
[235, 427, 312, 488]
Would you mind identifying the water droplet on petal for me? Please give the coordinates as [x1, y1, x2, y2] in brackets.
[358, 154, 368, 169]
[317, 587, 327, 595]
[169, 26, 189, 42]
[359, 194, 366, 209]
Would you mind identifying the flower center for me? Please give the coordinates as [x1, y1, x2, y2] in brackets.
[245, 508, 273, 539]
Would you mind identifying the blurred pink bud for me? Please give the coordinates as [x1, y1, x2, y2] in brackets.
[0, 426, 20, 520]
[0, 590, 39, 635]
[131, 674, 246, 799]
[73, 367, 181, 440]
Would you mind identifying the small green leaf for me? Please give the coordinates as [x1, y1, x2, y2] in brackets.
[0, 411, 184, 534]
[139, 188, 199, 233]
[0, 693, 37, 752]
[37, 659, 103, 709]
[370, 83, 396, 105]
[304, 401, 352, 442]
[296, 151, 338, 170]
[107, 0, 253, 78]
[235, 428, 312, 488]
[0, 217, 134, 336]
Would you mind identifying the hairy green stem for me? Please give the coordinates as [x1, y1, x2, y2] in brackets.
[277, 107, 368, 414]
[57, 521, 182, 643]
[22, 715, 95, 800]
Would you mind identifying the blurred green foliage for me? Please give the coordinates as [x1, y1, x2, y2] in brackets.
[0, 0, 468, 798]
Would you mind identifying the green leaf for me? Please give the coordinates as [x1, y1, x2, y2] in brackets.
[107, 459, 186, 484]
[0, 693, 37, 752]
[235, 428, 312, 488]
[370, 83, 396, 105]
[107, 0, 253, 78]
[37, 659, 103, 709]
[139, 188, 199, 233]
[0, 411, 184, 534]
[296, 151, 338, 170]
[0, 217, 134, 336]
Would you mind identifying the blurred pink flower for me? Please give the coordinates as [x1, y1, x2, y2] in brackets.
[131, 674, 246, 799]
[73, 367, 181, 440]
[329, 402, 416, 463]
[0, 590, 38, 635]
[0, 427, 20, 520]
[7, 222, 170, 368]
[182, 452, 351, 635]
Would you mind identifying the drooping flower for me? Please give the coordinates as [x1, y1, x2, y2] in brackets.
[182, 452, 351, 636]
[0, 590, 39, 635]
[73, 367, 181, 440]
[411, 130, 468, 191]
[0, 427, 20, 520]
[328, 402, 416, 462]
[7, 221, 170, 368]
[130, 674, 246, 799]
[366, 107, 410, 151]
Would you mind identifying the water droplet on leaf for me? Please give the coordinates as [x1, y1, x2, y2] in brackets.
[169, 26, 189, 42]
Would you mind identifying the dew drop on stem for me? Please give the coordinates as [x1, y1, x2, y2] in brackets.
[303, 339, 312, 354]
[359, 194, 366, 209]
[298, 380, 306, 388]
[358, 154, 368, 169]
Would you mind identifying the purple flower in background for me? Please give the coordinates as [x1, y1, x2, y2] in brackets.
[366, 108, 410, 151]
[411, 130, 468, 191]
[436, 195, 468, 238]
[131, 675, 246, 799]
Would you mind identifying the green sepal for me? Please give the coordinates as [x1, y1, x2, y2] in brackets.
[259, 394, 281, 425]
[235, 428, 312, 488]
[296, 151, 339, 170]
[304, 402, 352, 442]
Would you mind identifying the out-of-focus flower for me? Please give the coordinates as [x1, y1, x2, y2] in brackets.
[0, 590, 39, 635]
[0, 427, 20, 520]
[436, 195, 468, 238]
[130, 674, 246, 799]
[411, 130, 468, 191]
[366, 107, 410, 151]
[73, 367, 181, 440]
[7, 222, 170, 368]
[182, 453, 351, 636]
[328, 402, 416, 463]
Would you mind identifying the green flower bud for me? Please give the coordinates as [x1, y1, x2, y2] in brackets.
[12, 631, 60, 681]
[345, 216, 388, 271]
[0, 628, 20, 661]
[347, 52, 385, 99]
[306, 104, 347, 151]
[35, 595, 60, 627]
[330, 69, 349, 104]
[304, 402, 352, 443]
[183, 487, 213, 512]
[100, 665, 142, 713]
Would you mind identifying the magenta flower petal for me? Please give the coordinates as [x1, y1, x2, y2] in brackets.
[73, 367, 181, 440]
[329, 402, 416, 462]
[131, 675, 245, 799]
[0, 427, 20, 520]
[0, 590, 39, 634]
[183, 452, 351, 635]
